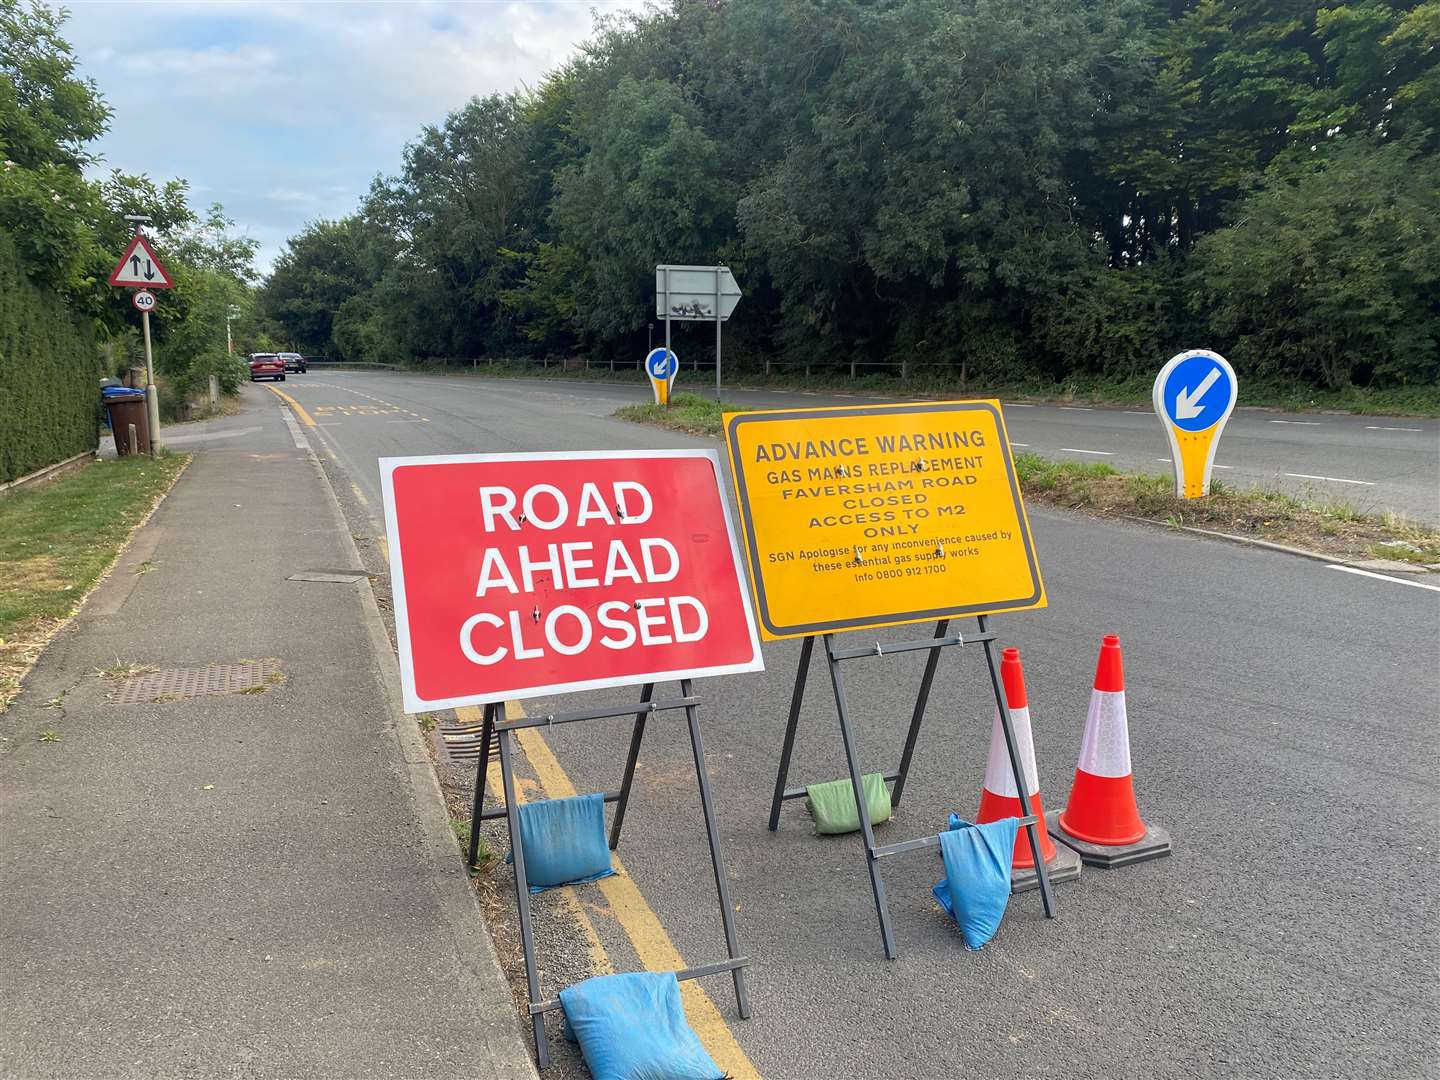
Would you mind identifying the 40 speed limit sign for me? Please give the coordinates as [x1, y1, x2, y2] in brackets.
[131, 290, 156, 312]
[380, 449, 763, 712]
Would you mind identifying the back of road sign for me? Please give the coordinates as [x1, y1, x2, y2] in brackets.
[1153, 349, 1237, 498]
[724, 401, 1045, 640]
[655, 265, 742, 322]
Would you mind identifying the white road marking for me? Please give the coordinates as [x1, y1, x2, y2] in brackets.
[1327, 566, 1440, 593]
[1213, 464, 1234, 469]
[1060, 447, 1113, 456]
[1009, 442, 1029, 448]
[1003, 402, 1034, 408]
[1284, 472, 1375, 486]
[1270, 419, 1321, 426]
[1157, 458, 1171, 462]
[279, 408, 310, 450]
[1365, 426, 1422, 432]
[1060, 406, 1093, 412]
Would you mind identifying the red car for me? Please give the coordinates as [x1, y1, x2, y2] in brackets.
[248, 352, 286, 381]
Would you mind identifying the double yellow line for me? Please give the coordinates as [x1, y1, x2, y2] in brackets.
[459, 702, 759, 1079]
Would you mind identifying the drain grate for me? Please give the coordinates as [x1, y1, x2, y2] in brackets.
[112, 659, 281, 703]
[439, 718, 501, 762]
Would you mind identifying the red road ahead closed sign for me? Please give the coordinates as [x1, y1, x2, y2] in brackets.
[380, 450, 764, 712]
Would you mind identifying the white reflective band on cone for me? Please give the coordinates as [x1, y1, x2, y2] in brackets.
[983, 705, 1039, 798]
[1076, 689, 1131, 778]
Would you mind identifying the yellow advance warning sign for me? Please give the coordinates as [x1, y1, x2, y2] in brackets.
[724, 401, 1045, 640]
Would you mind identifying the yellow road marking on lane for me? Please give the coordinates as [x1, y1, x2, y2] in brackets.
[507, 703, 759, 1080]
[454, 704, 612, 980]
[263, 383, 316, 427]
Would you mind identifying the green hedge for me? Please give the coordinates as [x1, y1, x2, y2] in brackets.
[0, 233, 101, 484]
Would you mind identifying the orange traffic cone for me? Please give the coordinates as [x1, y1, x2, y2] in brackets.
[976, 647, 1081, 891]
[1048, 635, 1171, 868]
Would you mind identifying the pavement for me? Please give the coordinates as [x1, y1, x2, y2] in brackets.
[274, 368, 1439, 1080]
[0, 402, 538, 1078]
[312, 367, 1440, 522]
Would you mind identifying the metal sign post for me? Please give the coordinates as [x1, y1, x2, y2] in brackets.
[715, 266, 723, 404]
[656, 264, 742, 405]
[140, 309, 158, 455]
[109, 224, 174, 456]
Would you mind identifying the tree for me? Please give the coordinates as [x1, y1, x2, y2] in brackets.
[1192, 139, 1440, 388]
[260, 217, 383, 354]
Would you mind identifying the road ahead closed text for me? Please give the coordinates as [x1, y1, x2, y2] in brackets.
[725, 401, 1046, 639]
[381, 450, 762, 711]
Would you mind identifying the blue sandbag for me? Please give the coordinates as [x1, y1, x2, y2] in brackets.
[559, 971, 723, 1080]
[932, 815, 1020, 950]
[509, 792, 615, 893]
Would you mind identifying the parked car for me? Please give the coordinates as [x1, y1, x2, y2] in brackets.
[279, 352, 307, 374]
[248, 352, 286, 381]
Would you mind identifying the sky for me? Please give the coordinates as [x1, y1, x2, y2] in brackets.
[63, 1, 646, 275]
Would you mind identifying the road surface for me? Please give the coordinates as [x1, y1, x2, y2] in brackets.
[266, 370, 1438, 1079]
[315, 369, 1439, 523]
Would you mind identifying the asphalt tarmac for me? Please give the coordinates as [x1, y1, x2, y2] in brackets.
[307, 367, 1439, 522]
[276, 370, 1439, 1079]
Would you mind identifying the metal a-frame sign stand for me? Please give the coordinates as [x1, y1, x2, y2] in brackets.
[466, 683, 749, 1067]
[380, 449, 764, 1071]
[724, 399, 1058, 960]
[768, 615, 1055, 959]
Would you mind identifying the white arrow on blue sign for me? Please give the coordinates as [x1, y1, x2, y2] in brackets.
[1153, 349, 1239, 498]
[1157, 350, 1236, 432]
[645, 347, 679, 381]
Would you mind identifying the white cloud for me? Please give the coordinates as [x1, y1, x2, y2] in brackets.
[65, 1, 648, 271]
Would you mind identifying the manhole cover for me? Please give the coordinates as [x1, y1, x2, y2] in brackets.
[112, 659, 281, 703]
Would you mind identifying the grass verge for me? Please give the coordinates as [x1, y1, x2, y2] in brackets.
[0, 453, 189, 711]
[616, 393, 1440, 568]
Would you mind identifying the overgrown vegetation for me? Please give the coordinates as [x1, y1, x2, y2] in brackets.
[617, 394, 1440, 566]
[0, 232, 100, 480]
[0, 0, 264, 476]
[0, 454, 188, 710]
[262, 0, 1439, 404]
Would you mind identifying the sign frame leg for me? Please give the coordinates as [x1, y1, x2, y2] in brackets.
[681, 677, 751, 1018]
[608, 683, 654, 850]
[822, 633, 898, 960]
[496, 703, 551, 1067]
[467, 701, 496, 869]
[767, 635, 815, 832]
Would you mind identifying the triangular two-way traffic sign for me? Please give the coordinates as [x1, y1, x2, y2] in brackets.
[108, 234, 174, 289]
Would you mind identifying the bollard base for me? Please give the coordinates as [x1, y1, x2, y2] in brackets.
[1011, 840, 1082, 893]
[1045, 810, 1172, 868]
